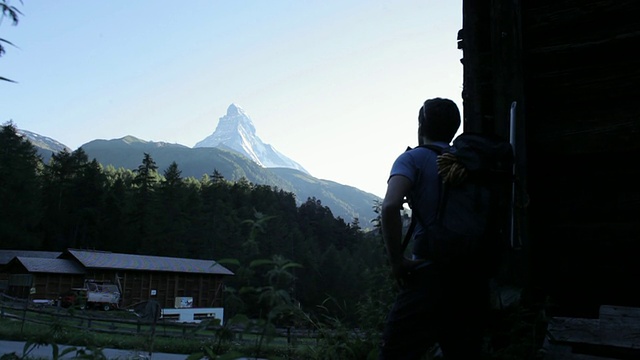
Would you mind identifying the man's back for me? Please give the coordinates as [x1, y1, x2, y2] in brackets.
[389, 143, 448, 259]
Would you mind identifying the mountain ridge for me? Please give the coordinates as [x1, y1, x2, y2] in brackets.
[80, 136, 380, 226]
[19, 132, 380, 227]
[16, 104, 380, 226]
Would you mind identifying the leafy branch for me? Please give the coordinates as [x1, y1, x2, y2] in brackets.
[1, 0, 23, 83]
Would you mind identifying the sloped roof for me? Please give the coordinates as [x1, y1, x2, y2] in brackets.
[66, 249, 234, 276]
[0, 250, 62, 265]
[13, 257, 85, 274]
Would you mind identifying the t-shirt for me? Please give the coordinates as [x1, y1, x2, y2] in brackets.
[388, 141, 449, 258]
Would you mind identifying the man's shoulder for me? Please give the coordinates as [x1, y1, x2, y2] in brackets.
[412, 141, 450, 152]
[391, 146, 438, 172]
[404, 144, 446, 158]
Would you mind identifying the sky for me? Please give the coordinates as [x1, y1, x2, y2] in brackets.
[1, 0, 463, 199]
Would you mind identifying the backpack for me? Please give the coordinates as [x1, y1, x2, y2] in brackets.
[402, 132, 514, 275]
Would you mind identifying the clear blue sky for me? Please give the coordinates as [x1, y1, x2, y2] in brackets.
[1, 0, 463, 198]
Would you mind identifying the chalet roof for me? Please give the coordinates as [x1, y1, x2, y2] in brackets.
[65, 249, 234, 276]
[0, 250, 62, 265]
[13, 257, 85, 274]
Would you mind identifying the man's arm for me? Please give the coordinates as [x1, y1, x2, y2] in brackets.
[381, 175, 413, 283]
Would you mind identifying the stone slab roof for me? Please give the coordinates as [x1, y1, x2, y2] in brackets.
[0, 250, 62, 265]
[66, 249, 234, 276]
[13, 257, 85, 274]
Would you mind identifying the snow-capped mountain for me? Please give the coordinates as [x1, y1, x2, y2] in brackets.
[194, 104, 309, 174]
[18, 129, 70, 155]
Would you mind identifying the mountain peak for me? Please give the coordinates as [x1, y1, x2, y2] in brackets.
[211, 103, 257, 136]
[121, 135, 146, 144]
[227, 103, 246, 117]
[194, 104, 309, 174]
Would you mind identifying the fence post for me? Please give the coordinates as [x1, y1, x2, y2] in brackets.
[148, 310, 158, 358]
[21, 296, 28, 335]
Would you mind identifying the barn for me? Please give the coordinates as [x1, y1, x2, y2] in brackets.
[0, 249, 234, 314]
[460, 0, 640, 317]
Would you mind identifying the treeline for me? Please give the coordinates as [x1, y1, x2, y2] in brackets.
[0, 123, 391, 322]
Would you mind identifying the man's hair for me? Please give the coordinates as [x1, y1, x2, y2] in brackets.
[418, 98, 461, 143]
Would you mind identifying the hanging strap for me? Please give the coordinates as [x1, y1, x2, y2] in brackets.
[401, 211, 417, 251]
[400, 186, 449, 252]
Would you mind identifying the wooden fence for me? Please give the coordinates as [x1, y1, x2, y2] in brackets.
[0, 300, 328, 346]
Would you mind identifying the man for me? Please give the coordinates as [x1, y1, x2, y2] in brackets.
[378, 98, 488, 359]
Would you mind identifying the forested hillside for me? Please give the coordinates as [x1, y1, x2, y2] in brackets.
[32, 135, 381, 227]
[0, 122, 393, 322]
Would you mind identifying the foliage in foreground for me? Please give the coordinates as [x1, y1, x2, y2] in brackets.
[0, 264, 547, 360]
[0, 301, 547, 360]
[0, 154, 539, 360]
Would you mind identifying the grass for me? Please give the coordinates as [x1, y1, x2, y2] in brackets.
[0, 317, 211, 355]
[0, 315, 383, 360]
[0, 312, 329, 359]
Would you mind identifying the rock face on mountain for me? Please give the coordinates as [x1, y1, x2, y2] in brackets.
[195, 104, 309, 174]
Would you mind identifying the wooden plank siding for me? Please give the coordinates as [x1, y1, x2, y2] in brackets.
[461, 0, 640, 317]
[0, 250, 232, 310]
[32, 273, 83, 300]
[1, 257, 84, 300]
[83, 270, 225, 309]
[9, 273, 84, 300]
[521, 0, 640, 316]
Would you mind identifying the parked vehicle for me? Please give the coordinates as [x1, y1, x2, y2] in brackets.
[60, 280, 120, 311]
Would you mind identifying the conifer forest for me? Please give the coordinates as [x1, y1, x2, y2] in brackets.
[0, 122, 394, 325]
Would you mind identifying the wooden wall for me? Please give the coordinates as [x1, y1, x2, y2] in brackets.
[4, 273, 83, 300]
[85, 270, 225, 309]
[462, 0, 640, 316]
[32, 273, 84, 300]
[2, 265, 225, 310]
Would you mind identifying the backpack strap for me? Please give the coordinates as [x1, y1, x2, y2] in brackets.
[402, 183, 450, 252]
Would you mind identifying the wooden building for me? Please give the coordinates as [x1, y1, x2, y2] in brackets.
[0, 251, 63, 295]
[460, 0, 640, 316]
[3, 256, 84, 299]
[1, 249, 234, 310]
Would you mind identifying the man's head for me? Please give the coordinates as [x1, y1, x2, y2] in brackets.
[418, 98, 461, 144]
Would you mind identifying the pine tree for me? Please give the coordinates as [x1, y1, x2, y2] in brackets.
[41, 148, 105, 249]
[131, 153, 160, 253]
[154, 161, 188, 256]
[0, 122, 42, 248]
